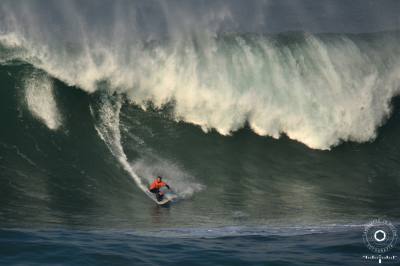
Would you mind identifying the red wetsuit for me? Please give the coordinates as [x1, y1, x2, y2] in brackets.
[149, 180, 169, 191]
[149, 179, 170, 201]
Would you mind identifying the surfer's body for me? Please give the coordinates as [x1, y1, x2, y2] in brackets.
[149, 176, 170, 201]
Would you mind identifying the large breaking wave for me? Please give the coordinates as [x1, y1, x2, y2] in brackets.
[1, 1, 400, 150]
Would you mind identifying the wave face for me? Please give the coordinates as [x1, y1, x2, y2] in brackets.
[0, 0, 400, 230]
[1, 1, 400, 149]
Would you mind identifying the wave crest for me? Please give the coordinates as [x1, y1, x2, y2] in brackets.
[1, 1, 400, 149]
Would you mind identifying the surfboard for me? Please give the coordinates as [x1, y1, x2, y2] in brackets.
[146, 188, 177, 205]
[156, 194, 177, 205]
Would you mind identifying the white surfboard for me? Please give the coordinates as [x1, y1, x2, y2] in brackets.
[156, 194, 177, 205]
[146, 189, 177, 205]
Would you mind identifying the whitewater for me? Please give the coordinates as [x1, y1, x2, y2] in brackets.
[1, 1, 400, 150]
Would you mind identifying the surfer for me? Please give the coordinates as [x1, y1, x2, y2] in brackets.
[149, 176, 171, 202]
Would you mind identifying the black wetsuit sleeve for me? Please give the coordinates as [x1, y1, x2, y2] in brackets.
[166, 184, 170, 189]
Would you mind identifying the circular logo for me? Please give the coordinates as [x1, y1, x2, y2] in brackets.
[363, 219, 398, 253]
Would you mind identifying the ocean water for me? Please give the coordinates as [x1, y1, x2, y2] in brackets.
[1, 0, 400, 265]
[1, 227, 393, 266]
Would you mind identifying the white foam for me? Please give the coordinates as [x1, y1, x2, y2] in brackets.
[78, 35, 400, 149]
[24, 72, 62, 130]
[2, 2, 400, 149]
[0, 33, 23, 48]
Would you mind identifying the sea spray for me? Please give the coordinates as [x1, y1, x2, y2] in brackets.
[24, 71, 62, 130]
[132, 157, 204, 199]
[1, 1, 400, 149]
[15, 33, 400, 149]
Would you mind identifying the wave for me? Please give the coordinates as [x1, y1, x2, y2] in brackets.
[1, 2, 400, 149]
[1, 56, 400, 229]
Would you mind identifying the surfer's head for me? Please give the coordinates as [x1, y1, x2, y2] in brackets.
[157, 176, 163, 182]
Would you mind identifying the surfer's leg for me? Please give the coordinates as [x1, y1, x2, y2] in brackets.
[156, 193, 163, 201]
[150, 188, 163, 201]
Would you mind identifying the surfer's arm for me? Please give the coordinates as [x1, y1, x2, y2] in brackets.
[165, 184, 170, 189]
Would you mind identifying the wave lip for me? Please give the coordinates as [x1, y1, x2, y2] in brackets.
[1, 1, 400, 149]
